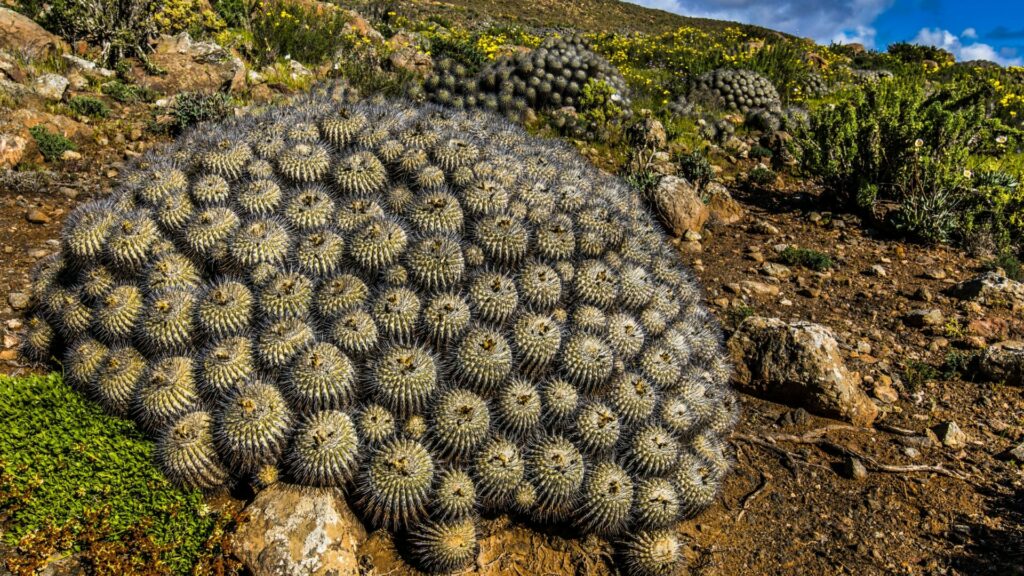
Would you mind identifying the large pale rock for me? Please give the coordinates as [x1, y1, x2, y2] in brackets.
[948, 271, 1024, 310]
[650, 175, 708, 236]
[728, 316, 878, 426]
[9, 108, 92, 139]
[387, 32, 432, 76]
[31, 73, 68, 101]
[62, 54, 115, 80]
[232, 484, 366, 576]
[0, 7, 69, 59]
[0, 132, 27, 168]
[704, 181, 744, 225]
[975, 340, 1024, 386]
[130, 32, 245, 94]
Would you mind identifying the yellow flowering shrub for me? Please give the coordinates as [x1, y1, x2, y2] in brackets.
[153, 0, 226, 34]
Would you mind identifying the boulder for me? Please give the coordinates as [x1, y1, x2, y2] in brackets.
[31, 73, 68, 101]
[232, 484, 365, 576]
[728, 316, 878, 426]
[129, 32, 245, 94]
[947, 271, 1024, 310]
[0, 132, 27, 168]
[9, 108, 92, 139]
[387, 32, 432, 76]
[975, 340, 1024, 386]
[650, 175, 708, 236]
[704, 181, 744, 225]
[61, 54, 115, 80]
[0, 7, 69, 59]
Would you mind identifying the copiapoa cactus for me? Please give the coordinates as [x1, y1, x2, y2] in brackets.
[24, 85, 735, 575]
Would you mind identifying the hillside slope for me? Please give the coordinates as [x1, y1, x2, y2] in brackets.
[390, 0, 786, 36]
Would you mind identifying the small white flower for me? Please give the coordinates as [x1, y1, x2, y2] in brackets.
[996, 135, 1008, 144]
[914, 138, 924, 148]
[963, 168, 973, 179]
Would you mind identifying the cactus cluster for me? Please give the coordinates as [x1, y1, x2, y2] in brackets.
[25, 90, 734, 576]
[417, 34, 630, 120]
[692, 68, 781, 114]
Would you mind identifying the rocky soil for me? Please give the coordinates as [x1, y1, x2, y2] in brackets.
[0, 7, 1022, 576]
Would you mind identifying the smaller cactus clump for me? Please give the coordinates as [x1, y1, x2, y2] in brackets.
[692, 68, 781, 114]
[419, 34, 631, 121]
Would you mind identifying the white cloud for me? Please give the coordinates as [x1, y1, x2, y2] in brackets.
[911, 27, 1022, 65]
[626, 0, 893, 48]
[961, 27, 978, 39]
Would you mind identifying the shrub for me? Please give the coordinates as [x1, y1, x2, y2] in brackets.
[746, 165, 776, 188]
[153, 0, 226, 35]
[67, 95, 110, 118]
[32, 0, 160, 66]
[676, 148, 715, 190]
[25, 92, 736, 575]
[171, 91, 233, 133]
[247, 0, 353, 67]
[779, 247, 834, 271]
[0, 373, 221, 574]
[101, 79, 158, 104]
[28, 126, 75, 162]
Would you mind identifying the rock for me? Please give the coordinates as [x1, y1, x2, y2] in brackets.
[0, 132, 27, 168]
[7, 292, 30, 310]
[648, 150, 676, 176]
[903, 308, 944, 328]
[31, 73, 69, 101]
[10, 108, 92, 139]
[61, 54, 115, 80]
[872, 376, 898, 403]
[0, 7, 70, 59]
[60, 149, 81, 161]
[386, 32, 432, 76]
[704, 182, 744, 225]
[923, 268, 946, 280]
[129, 32, 245, 94]
[913, 286, 933, 302]
[26, 208, 50, 224]
[751, 219, 780, 235]
[232, 484, 365, 576]
[632, 111, 667, 149]
[649, 175, 708, 236]
[761, 262, 792, 280]
[727, 316, 878, 426]
[869, 264, 887, 277]
[975, 340, 1024, 386]
[932, 421, 967, 449]
[843, 456, 868, 480]
[948, 271, 1024, 310]
[1002, 442, 1024, 462]
[740, 280, 780, 297]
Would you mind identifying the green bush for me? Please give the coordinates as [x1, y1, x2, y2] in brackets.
[887, 42, 955, 68]
[171, 91, 233, 133]
[779, 246, 834, 271]
[0, 373, 221, 574]
[676, 147, 715, 190]
[746, 165, 776, 187]
[27, 0, 160, 66]
[28, 126, 75, 162]
[67, 95, 110, 118]
[247, 0, 354, 67]
[101, 79, 157, 104]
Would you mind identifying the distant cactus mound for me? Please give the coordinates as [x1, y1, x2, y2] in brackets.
[693, 68, 781, 114]
[418, 34, 631, 119]
[25, 88, 734, 575]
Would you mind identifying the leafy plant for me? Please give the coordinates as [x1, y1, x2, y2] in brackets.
[779, 246, 834, 271]
[247, 0, 354, 67]
[171, 91, 233, 133]
[746, 165, 776, 188]
[28, 126, 75, 162]
[0, 373, 221, 574]
[67, 95, 110, 118]
[30, 0, 161, 66]
[676, 147, 715, 190]
[101, 79, 158, 104]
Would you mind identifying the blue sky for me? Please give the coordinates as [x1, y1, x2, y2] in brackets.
[627, 0, 1024, 65]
